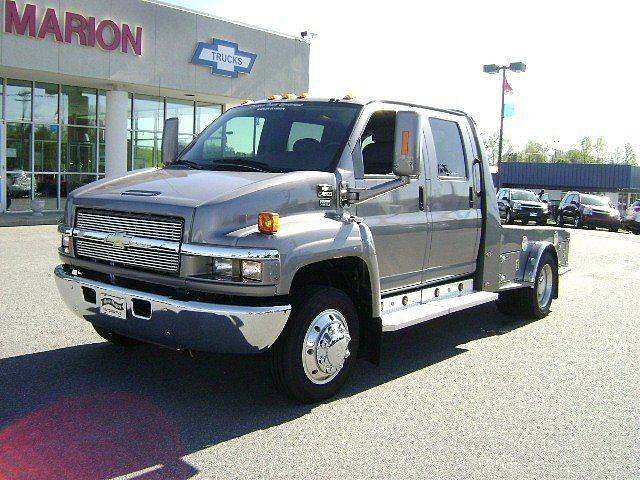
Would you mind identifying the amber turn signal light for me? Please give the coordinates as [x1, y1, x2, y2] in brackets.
[258, 212, 279, 234]
[401, 131, 410, 155]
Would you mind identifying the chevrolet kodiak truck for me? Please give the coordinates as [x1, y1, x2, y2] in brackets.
[55, 96, 570, 403]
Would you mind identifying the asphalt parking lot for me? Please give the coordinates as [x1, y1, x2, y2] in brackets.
[1, 226, 638, 479]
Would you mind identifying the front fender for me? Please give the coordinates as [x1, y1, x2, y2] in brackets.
[230, 212, 382, 316]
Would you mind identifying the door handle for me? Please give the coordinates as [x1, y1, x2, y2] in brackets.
[468, 186, 474, 208]
[419, 186, 425, 211]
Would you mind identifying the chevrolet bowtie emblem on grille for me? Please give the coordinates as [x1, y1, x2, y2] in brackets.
[105, 232, 133, 250]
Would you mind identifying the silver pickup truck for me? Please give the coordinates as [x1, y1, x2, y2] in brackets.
[55, 97, 570, 403]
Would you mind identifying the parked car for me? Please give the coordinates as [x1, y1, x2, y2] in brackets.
[496, 188, 549, 225]
[540, 192, 561, 220]
[622, 200, 640, 235]
[556, 192, 621, 231]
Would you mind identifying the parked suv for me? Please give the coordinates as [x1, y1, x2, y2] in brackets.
[556, 192, 621, 231]
[622, 200, 640, 235]
[497, 188, 549, 225]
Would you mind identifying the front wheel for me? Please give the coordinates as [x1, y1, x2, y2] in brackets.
[269, 286, 359, 403]
[573, 215, 582, 228]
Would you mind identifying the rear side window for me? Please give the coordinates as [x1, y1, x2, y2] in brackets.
[429, 118, 467, 178]
[287, 122, 325, 151]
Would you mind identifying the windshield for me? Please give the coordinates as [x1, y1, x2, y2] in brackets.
[172, 102, 362, 173]
[582, 194, 611, 207]
[511, 190, 539, 202]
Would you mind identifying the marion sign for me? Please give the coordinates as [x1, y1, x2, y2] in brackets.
[3, 0, 143, 55]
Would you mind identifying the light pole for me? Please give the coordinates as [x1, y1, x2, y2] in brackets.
[483, 61, 526, 187]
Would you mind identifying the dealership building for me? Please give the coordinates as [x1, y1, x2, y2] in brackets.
[0, 0, 310, 212]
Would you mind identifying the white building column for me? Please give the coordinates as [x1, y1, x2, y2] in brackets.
[105, 90, 129, 179]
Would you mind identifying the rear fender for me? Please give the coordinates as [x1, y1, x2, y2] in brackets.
[521, 241, 559, 299]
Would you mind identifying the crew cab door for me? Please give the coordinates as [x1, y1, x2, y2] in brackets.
[422, 114, 481, 283]
[353, 108, 430, 292]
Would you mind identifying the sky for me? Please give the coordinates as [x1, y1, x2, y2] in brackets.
[169, 0, 639, 156]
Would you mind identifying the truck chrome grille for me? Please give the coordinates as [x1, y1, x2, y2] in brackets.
[74, 209, 184, 274]
[76, 210, 183, 242]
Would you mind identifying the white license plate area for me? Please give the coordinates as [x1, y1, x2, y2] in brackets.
[99, 293, 127, 319]
[529, 212, 537, 216]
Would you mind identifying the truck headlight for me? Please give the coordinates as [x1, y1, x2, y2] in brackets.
[212, 258, 234, 278]
[513, 202, 521, 210]
[583, 206, 593, 215]
[241, 260, 262, 281]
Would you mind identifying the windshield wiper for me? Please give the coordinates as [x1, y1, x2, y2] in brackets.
[211, 159, 277, 173]
[167, 159, 205, 170]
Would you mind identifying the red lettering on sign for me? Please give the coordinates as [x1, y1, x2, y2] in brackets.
[121, 24, 142, 55]
[37, 8, 63, 42]
[3, 0, 143, 56]
[96, 20, 120, 51]
[64, 12, 88, 46]
[4, 0, 36, 37]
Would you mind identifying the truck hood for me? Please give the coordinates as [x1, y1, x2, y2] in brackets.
[67, 168, 337, 244]
[70, 168, 279, 208]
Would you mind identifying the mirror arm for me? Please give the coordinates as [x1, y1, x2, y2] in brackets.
[340, 176, 411, 206]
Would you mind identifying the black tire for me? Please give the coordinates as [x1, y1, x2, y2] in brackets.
[93, 325, 143, 346]
[633, 230, 640, 236]
[505, 209, 514, 225]
[537, 218, 546, 226]
[573, 215, 582, 229]
[496, 252, 557, 319]
[269, 286, 359, 403]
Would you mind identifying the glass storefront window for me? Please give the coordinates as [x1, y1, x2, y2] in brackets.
[61, 85, 97, 126]
[196, 103, 223, 134]
[133, 95, 163, 132]
[98, 90, 107, 127]
[34, 174, 58, 210]
[6, 79, 32, 122]
[98, 130, 106, 173]
[60, 174, 97, 201]
[34, 125, 59, 172]
[61, 126, 97, 173]
[6, 123, 31, 171]
[132, 131, 159, 170]
[33, 82, 59, 124]
[166, 98, 195, 135]
[6, 171, 32, 212]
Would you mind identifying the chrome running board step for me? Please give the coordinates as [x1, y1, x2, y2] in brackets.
[380, 279, 498, 332]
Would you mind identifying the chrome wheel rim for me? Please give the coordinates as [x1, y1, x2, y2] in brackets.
[302, 309, 351, 385]
[537, 264, 553, 308]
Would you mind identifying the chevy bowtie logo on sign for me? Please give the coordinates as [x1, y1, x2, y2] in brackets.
[191, 38, 257, 78]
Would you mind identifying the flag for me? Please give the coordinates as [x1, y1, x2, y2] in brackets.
[503, 78, 513, 94]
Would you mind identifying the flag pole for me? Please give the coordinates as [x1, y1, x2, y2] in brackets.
[497, 67, 506, 189]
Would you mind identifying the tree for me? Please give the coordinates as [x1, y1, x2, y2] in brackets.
[521, 141, 548, 163]
[623, 143, 637, 165]
[594, 137, 607, 164]
[481, 131, 512, 165]
[580, 137, 593, 163]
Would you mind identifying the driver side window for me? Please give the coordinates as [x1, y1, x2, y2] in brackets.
[360, 110, 396, 175]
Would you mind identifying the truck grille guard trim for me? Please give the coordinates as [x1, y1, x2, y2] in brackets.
[60, 224, 280, 261]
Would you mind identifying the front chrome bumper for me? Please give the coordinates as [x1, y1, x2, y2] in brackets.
[54, 265, 291, 354]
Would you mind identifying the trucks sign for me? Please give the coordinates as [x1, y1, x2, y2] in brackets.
[191, 38, 257, 78]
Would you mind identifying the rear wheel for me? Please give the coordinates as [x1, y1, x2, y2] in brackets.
[269, 286, 359, 403]
[93, 325, 143, 347]
[496, 252, 556, 319]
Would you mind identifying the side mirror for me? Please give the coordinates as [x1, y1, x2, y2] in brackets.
[393, 111, 421, 178]
[541, 199, 548, 203]
[161, 117, 179, 165]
